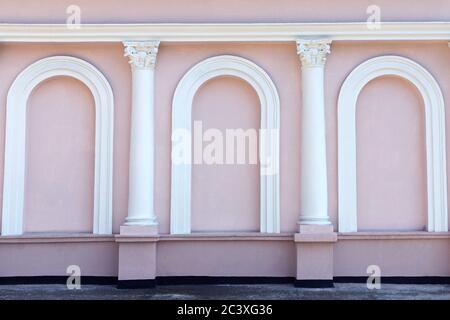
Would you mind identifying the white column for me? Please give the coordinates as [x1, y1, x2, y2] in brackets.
[296, 39, 331, 225]
[123, 41, 160, 226]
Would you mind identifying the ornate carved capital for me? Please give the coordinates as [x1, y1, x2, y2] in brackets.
[123, 41, 160, 70]
[296, 39, 331, 68]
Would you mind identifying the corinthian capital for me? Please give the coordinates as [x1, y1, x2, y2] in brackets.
[296, 39, 331, 68]
[123, 41, 160, 70]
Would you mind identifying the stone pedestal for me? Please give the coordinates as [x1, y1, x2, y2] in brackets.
[116, 225, 158, 288]
[294, 224, 337, 287]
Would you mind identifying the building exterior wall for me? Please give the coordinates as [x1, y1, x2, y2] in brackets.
[0, 0, 449, 284]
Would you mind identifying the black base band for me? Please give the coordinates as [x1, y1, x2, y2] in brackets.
[117, 279, 156, 289]
[156, 276, 294, 285]
[294, 279, 334, 288]
[0, 276, 449, 287]
[0, 276, 116, 285]
[333, 276, 450, 285]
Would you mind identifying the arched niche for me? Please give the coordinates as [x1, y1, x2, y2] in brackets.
[171, 55, 280, 234]
[338, 55, 447, 232]
[191, 76, 261, 232]
[2, 56, 114, 235]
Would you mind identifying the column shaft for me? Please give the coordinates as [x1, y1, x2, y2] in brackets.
[297, 39, 331, 225]
[123, 41, 159, 226]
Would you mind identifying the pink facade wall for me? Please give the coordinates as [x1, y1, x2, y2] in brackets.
[0, 240, 118, 277]
[1, 238, 448, 277]
[334, 238, 450, 276]
[154, 42, 303, 234]
[325, 42, 450, 231]
[0, 1, 449, 279]
[2, 42, 448, 234]
[0, 0, 449, 23]
[157, 240, 296, 277]
[0, 43, 132, 234]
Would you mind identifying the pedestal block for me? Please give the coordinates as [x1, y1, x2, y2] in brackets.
[116, 225, 159, 288]
[294, 224, 337, 287]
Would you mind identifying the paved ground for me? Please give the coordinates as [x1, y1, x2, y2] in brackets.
[0, 283, 449, 300]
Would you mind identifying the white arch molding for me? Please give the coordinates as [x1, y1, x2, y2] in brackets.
[338, 55, 448, 232]
[1, 56, 114, 235]
[171, 55, 280, 234]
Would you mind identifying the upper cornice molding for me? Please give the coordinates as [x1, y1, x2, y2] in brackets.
[0, 22, 449, 42]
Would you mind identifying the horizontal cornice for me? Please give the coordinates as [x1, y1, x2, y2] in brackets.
[0, 22, 449, 42]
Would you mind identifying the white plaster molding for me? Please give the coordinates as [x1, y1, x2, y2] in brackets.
[171, 55, 280, 234]
[0, 22, 450, 42]
[1, 56, 114, 236]
[123, 41, 160, 70]
[296, 39, 331, 67]
[338, 55, 448, 232]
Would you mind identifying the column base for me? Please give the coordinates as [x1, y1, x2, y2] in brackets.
[297, 216, 331, 225]
[119, 225, 158, 235]
[124, 216, 158, 227]
[295, 224, 337, 288]
[116, 225, 159, 289]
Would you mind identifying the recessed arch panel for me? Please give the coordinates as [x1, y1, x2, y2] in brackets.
[171, 55, 280, 234]
[338, 55, 447, 232]
[2, 56, 114, 235]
